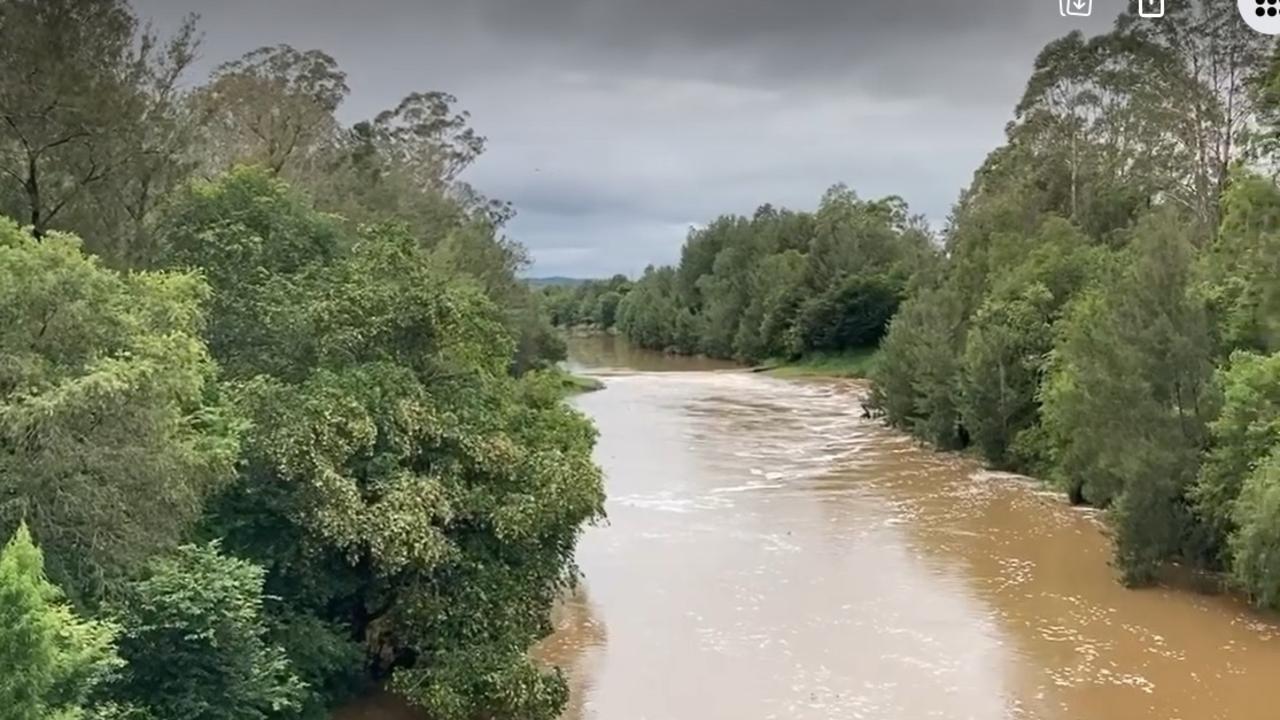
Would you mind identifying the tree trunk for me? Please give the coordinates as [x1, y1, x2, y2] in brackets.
[26, 154, 44, 239]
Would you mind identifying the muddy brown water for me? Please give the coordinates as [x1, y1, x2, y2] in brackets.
[340, 335, 1280, 720]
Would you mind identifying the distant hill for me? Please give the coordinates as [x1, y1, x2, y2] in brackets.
[526, 276, 592, 288]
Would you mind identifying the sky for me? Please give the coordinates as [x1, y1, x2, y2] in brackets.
[132, 0, 1125, 277]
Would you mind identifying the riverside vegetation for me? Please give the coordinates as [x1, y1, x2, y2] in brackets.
[0, 1, 601, 720]
[546, 3, 1280, 602]
[5, 1, 1280, 720]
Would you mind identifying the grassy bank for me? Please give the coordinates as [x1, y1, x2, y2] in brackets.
[759, 347, 879, 379]
[556, 372, 605, 395]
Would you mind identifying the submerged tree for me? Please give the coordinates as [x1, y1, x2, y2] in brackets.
[1042, 210, 1215, 582]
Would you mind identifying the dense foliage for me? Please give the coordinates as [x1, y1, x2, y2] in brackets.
[869, 2, 1280, 595]
[0, 2, 603, 719]
[540, 276, 633, 331]
[109, 543, 304, 720]
[0, 219, 238, 603]
[601, 191, 934, 364]
[0, 524, 124, 720]
[157, 169, 603, 719]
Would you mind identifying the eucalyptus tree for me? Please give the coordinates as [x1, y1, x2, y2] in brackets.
[0, 0, 199, 247]
[195, 45, 349, 178]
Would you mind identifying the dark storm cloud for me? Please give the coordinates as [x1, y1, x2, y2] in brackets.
[459, 0, 1060, 98]
[133, 0, 1124, 276]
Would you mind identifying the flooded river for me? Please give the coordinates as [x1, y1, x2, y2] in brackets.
[536, 335, 1280, 720]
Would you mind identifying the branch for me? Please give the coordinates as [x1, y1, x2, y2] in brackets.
[44, 156, 113, 225]
[1, 114, 32, 152]
[0, 165, 25, 188]
[37, 130, 90, 155]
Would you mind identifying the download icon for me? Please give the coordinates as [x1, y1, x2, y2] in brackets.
[1059, 0, 1092, 16]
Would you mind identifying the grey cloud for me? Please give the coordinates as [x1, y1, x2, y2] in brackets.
[133, 0, 1131, 276]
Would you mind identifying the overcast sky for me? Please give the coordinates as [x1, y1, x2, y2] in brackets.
[132, 0, 1124, 277]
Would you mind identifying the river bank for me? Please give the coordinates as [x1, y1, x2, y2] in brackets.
[554, 370, 606, 395]
[754, 347, 879, 379]
[565, 329, 879, 379]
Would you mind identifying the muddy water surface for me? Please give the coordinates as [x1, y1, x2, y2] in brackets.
[538, 335, 1280, 720]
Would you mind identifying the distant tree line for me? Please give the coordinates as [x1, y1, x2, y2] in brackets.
[0, 2, 601, 720]
[545, 191, 934, 363]
[590, 1, 1280, 604]
[540, 275, 633, 330]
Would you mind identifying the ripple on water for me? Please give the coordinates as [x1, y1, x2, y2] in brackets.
[611, 490, 734, 513]
[559, 350, 1280, 720]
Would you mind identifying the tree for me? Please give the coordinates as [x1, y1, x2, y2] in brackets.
[0, 218, 238, 601]
[1229, 450, 1280, 608]
[1201, 172, 1280, 354]
[960, 283, 1054, 468]
[196, 45, 348, 176]
[593, 291, 622, 329]
[696, 224, 756, 358]
[155, 167, 344, 378]
[157, 173, 604, 720]
[0, 0, 199, 240]
[307, 90, 500, 233]
[788, 274, 901, 356]
[675, 222, 728, 311]
[1010, 30, 1164, 238]
[0, 524, 124, 720]
[1253, 40, 1280, 160]
[1009, 3, 1267, 236]
[738, 249, 805, 362]
[278, 86, 557, 374]
[1192, 351, 1280, 567]
[86, 15, 202, 268]
[615, 185, 935, 363]
[616, 266, 680, 351]
[958, 217, 1099, 470]
[870, 285, 966, 448]
[1112, 1, 1269, 230]
[109, 543, 304, 720]
[1042, 210, 1214, 582]
[540, 279, 631, 332]
[804, 186, 906, 290]
[365, 91, 486, 194]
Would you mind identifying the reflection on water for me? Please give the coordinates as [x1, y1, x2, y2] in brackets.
[563, 333, 739, 373]
[535, 589, 607, 720]
[545, 335, 1280, 720]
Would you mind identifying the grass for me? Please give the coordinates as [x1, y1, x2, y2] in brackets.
[760, 347, 880, 379]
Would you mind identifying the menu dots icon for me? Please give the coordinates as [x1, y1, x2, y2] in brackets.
[1241, 0, 1280, 33]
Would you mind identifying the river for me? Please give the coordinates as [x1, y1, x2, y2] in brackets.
[537, 335, 1280, 720]
[337, 335, 1280, 720]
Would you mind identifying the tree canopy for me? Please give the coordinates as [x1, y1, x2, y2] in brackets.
[0, 2, 603, 718]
